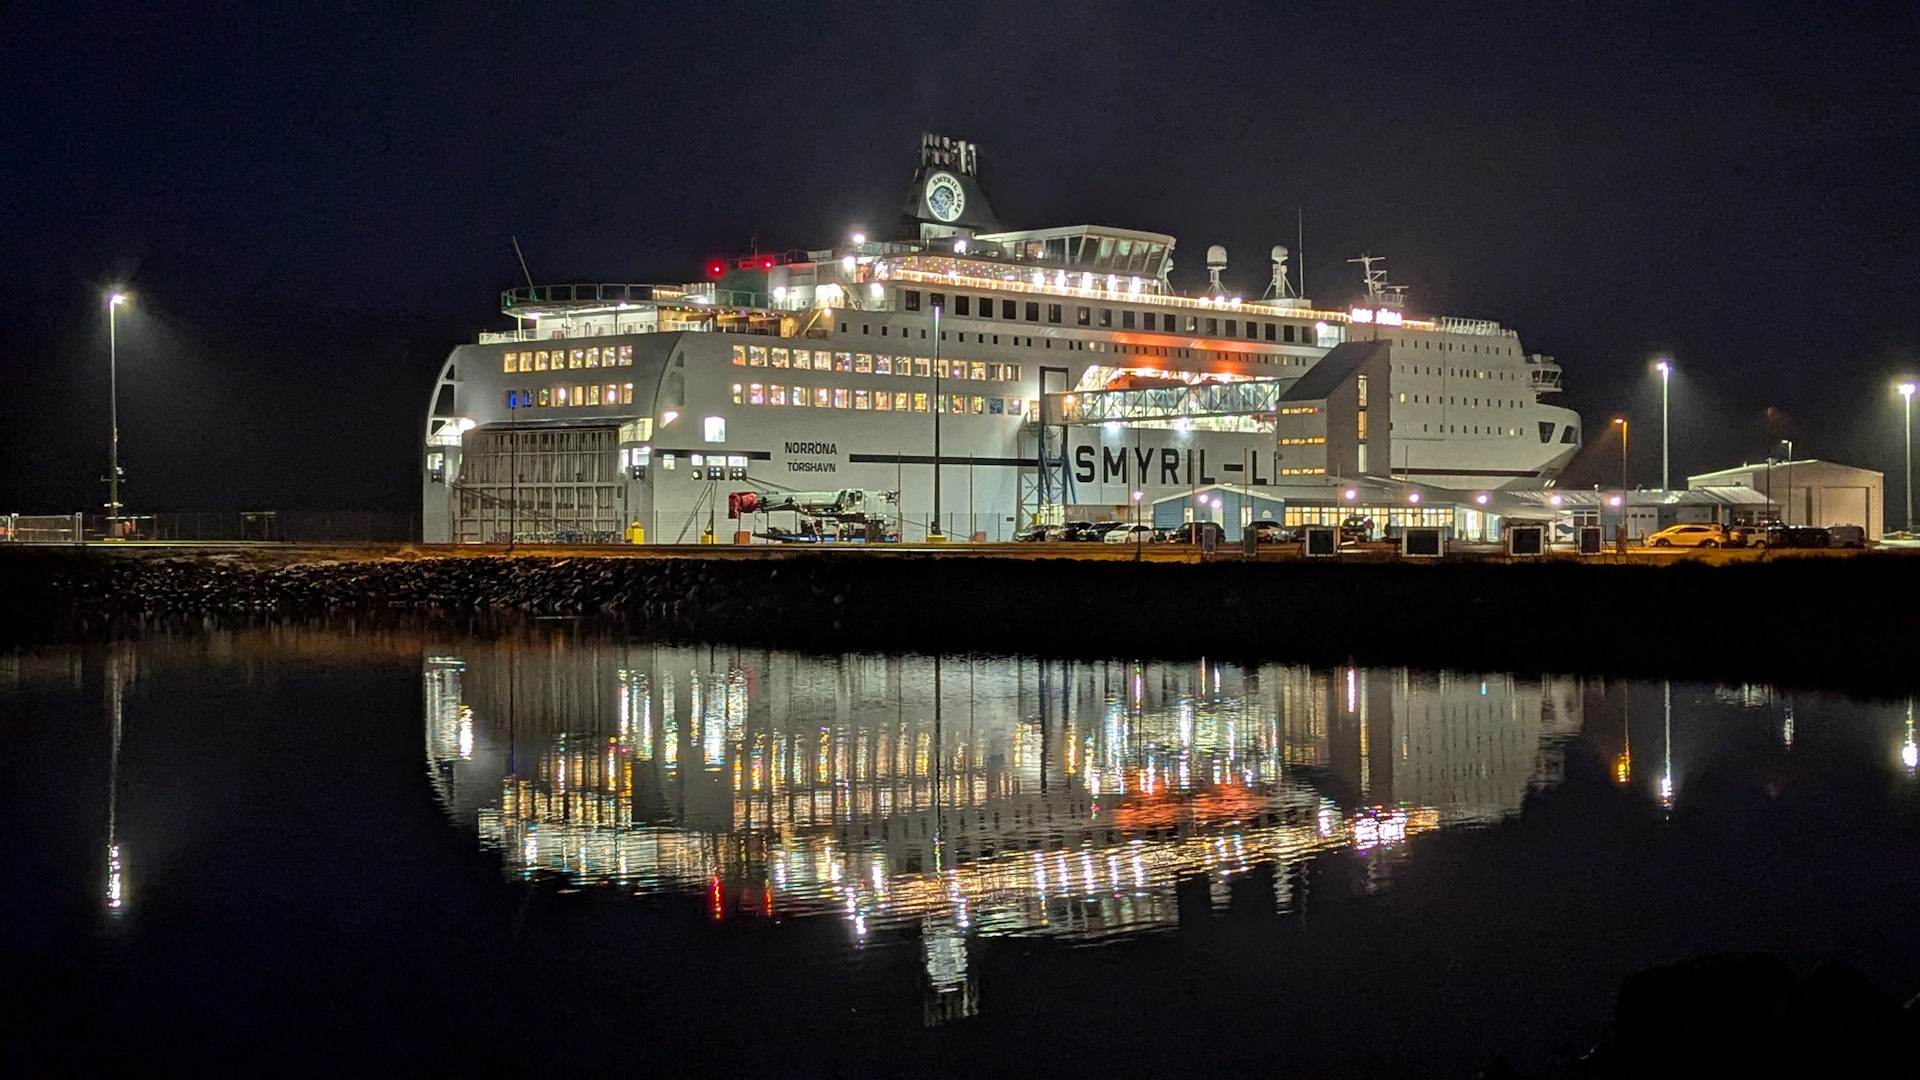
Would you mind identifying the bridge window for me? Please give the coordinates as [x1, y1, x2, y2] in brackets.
[1048, 304, 1063, 323]
[904, 290, 921, 311]
[955, 295, 970, 316]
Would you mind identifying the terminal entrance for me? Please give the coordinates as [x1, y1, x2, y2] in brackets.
[451, 426, 626, 543]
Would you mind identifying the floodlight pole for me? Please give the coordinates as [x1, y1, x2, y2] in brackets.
[107, 294, 125, 530]
[930, 304, 943, 540]
[1658, 362, 1671, 491]
[1899, 384, 1916, 532]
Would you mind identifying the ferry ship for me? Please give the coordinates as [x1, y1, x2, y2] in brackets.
[421, 134, 1582, 543]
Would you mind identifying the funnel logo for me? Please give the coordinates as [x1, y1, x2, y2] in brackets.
[926, 171, 966, 223]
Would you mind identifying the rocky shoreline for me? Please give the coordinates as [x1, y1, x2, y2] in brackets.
[4, 547, 1916, 693]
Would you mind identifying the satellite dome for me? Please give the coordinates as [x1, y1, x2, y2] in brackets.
[1206, 244, 1228, 268]
[1271, 244, 1288, 262]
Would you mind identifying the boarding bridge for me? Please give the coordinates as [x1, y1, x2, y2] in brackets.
[1043, 379, 1290, 425]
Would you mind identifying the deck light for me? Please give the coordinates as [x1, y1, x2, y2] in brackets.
[1343, 488, 1358, 501]
[1407, 492, 1421, 504]
[850, 231, 866, 246]
[1474, 493, 1490, 505]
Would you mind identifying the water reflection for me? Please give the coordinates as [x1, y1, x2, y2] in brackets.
[424, 643, 1586, 1013]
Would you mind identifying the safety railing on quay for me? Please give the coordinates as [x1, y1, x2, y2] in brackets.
[1, 511, 421, 545]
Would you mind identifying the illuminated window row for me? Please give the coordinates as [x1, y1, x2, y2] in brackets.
[1278, 467, 1327, 476]
[507, 383, 638, 408]
[733, 345, 1019, 383]
[1278, 436, 1325, 446]
[1278, 406, 1320, 416]
[903, 289, 1332, 346]
[504, 345, 634, 374]
[731, 383, 1024, 415]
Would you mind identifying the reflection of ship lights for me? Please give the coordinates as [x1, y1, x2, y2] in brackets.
[1352, 809, 1409, 851]
[106, 844, 124, 913]
[436, 650, 1581, 947]
[1658, 774, 1674, 805]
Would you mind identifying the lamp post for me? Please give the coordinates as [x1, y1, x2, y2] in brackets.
[1781, 438, 1795, 526]
[106, 292, 129, 533]
[929, 303, 944, 540]
[1654, 360, 1671, 490]
[1612, 417, 1629, 552]
[1898, 382, 1916, 533]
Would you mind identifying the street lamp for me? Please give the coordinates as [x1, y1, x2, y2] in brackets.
[1898, 382, 1916, 533]
[107, 291, 130, 531]
[1654, 360, 1671, 490]
[1613, 417, 1629, 551]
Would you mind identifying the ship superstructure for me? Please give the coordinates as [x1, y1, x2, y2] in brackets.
[421, 134, 1581, 543]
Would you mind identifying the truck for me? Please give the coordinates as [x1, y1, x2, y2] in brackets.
[727, 489, 900, 542]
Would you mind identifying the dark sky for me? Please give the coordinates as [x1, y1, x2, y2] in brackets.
[4, 2, 1916, 513]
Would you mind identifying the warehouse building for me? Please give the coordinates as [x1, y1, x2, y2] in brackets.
[1687, 459, 1885, 541]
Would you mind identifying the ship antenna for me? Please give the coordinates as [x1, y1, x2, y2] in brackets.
[1297, 208, 1305, 297]
[511, 236, 536, 287]
[1348, 254, 1389, 304]
[1264, 245, 1298, 300]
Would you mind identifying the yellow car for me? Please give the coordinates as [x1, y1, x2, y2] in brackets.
[1644, 523, 1733, 548]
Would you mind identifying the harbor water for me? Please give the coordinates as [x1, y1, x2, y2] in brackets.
[4, 627, 1918, 1075]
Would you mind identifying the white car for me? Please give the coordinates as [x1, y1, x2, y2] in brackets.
[1103, 524, 1157, 544]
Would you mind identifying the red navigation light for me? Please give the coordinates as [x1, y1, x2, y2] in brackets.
[707, 260, 725, 278]
[760, 257, 775, 269]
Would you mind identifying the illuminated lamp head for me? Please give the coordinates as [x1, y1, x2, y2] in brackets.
[1407, 492, 1421, 504]
[1343, 489, 1358, 501]
[1549, 494, 1564, 507]
[1474, 493, 1490, 505]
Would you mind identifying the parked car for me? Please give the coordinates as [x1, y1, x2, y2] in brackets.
[1644, 523, 1734, 548]
[1162, 521, 1226, 545]
[1251, 520, 1301, 544]
[1828, 525, 1868, 548]
[1338, 515, 1375, 544]
[1749, 525, 1832, 550]
[1102, 523, 1157, 544]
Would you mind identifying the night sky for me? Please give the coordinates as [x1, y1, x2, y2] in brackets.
[4, 3, 1916, 514]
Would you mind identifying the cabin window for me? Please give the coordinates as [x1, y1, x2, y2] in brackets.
[904, 290, 921, 311]
[955, 296, 970, 316]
